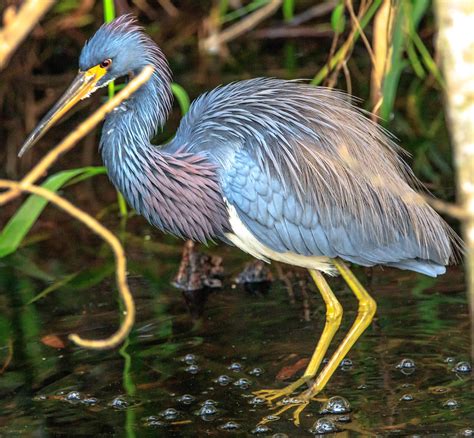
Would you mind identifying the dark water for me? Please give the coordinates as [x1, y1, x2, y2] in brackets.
[0, 221, 472, 437]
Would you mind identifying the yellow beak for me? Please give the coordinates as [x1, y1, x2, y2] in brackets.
[18, 64, 108, 157]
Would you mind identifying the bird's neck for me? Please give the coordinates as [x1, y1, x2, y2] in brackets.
[104, 69, 172, 142]
[99, 69, 230, 242]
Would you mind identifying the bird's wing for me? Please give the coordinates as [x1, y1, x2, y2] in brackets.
[222, 148, 448, 277]
[167, 78, 455, 273]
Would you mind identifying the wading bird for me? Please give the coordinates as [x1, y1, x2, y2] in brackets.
[19, 15, 458, 425]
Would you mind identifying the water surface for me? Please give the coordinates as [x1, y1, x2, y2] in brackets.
[0, 221, 471, 436]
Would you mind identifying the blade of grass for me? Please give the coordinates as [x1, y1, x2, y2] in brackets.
[282, 0, 295, 21]
[27, 272, 79, 305]
[63, 166, 107, 186]
[221, 0, 269, 24]
[379, 0, 432, 120]
[411, 30, 445, 87]
[101, 1, 128, 217]
[171, 83, 191, 115]
[379, 2, 405, 120]
[103, 0, 116, 99]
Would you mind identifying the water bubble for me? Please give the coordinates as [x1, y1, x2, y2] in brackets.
[34, 394, 47, 401]
[397, 358, 416, 369]
[251, 424, 271, 434]
[460, 428, 474, 436]
[219, 421, 241, 431]
[202, 399, 217, 406]
[248, 367, 264, 376]
[110, 397, 129, 409]
[216, 375, 233, 386]
[249, 396, 266, 406]
[196, 404, 218, 417]
[281, 397, 304, 405]
[320, 396, 351, 414]
[309, 417, 339, 434]
[340, 358, 353, 369]
[400, 394, 414, 402]
[160, 408, 180, 421]
[195, 399, 219, 417]
[143, 416, 165, 428]
[82, 397, 99, 406]
[263, 415, 280, 422]
[65, 391, 82, 402]
[185, 364, 200, 374]
[452, 361, 472, 373]
[444, 356, 456, 364]
[177, 394, 196, 405]
[228, 362, 243, 372]
[183, 353, 197, 365]
[397, 358, 416, 375]
[443, 399, 460, 409]
[233, 378, 252, 389]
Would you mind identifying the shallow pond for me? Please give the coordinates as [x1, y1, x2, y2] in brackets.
[0, 219, 472, 436]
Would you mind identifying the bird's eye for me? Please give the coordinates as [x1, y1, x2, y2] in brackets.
[100, 59, 112, 69]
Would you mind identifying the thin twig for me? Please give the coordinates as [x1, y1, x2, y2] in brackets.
[346, 0, 377, 72]
[314, 0, 382, 86]
[0, 0, 55, 70]
[157, 0, 179, 17]
[423, 196, 467, 221]
[202, 0, 282, 54]
[0, 180, 134, 349]
[0, 66, 154, 205]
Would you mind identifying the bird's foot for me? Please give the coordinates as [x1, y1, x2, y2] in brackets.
[256, 385, 327, 427]
[252, 377, 309, 404]
[259, 393, 324, 427]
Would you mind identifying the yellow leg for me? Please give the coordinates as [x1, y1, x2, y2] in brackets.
[254, 269, 343, 403]
[300, 259, 377, 398]
[302, 270, 343, 378]
[260, 260, 376, 427]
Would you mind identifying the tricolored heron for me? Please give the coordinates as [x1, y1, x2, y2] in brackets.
[19, 15, 458, 424]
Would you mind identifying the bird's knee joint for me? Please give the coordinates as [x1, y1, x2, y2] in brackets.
[327, 301, 343, 324]
[360, 297, 377, 318]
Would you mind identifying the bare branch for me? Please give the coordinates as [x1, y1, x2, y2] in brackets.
[0, 0, 55, 70]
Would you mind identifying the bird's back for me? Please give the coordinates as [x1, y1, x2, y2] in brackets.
[166, 78, 457, 276]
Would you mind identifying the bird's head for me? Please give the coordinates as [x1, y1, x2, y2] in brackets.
[19, 14, 170, 157]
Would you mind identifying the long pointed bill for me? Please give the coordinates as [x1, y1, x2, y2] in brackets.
[18, 64, 108, 157]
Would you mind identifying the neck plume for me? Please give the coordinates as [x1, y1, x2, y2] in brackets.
[100, 63, 229, 242]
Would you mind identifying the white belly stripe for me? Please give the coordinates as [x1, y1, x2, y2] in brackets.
[224, 203, 337, 275]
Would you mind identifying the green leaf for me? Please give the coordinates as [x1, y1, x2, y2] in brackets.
[3, 254, 54, 282]
[27, 272, 79, 305]
[331, 3, 346, 34]
[103, 0, 115, 23]
[171, 83, 191, 115]
[312, 0, 381, 85]
[283, 0, 295, 22]
[0, 168, 99, 258]
[63, 166, 107, 186]
[221, 0, 269, 25]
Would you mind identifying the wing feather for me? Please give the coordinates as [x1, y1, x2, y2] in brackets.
[167, 78, 459, 269]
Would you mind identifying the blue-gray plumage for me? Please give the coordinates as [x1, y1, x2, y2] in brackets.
[19, 14, 461, 423]
[80, 16, 455, 278]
